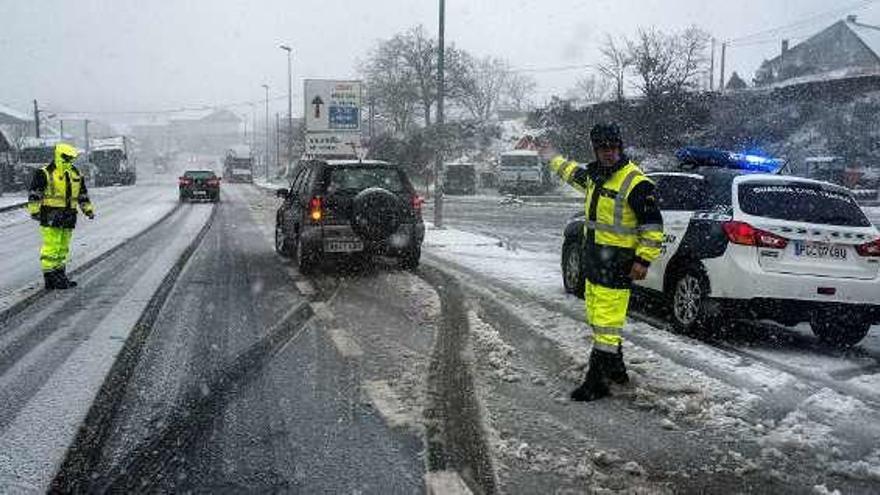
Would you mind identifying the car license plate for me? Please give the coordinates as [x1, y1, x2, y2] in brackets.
[325, 240, 364, 253]
[793, 241, 847, 260]
[193, 190, 206, 196]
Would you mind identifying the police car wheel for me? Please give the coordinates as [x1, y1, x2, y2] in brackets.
[810, 311, 870, 348]
[670, 267, 710, 334]
[562, 241, 585, 298]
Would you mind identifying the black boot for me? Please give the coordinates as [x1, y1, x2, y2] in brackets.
[61, 268, 78, 288]
[53, 268, 77, 290]
[606, 346, 630, 385]
[43, 271, 58, 290]
[570, 349, 611, 402]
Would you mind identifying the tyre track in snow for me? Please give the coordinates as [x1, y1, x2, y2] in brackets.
[423, 253, 880, 428]
[0, 203, 215, 492]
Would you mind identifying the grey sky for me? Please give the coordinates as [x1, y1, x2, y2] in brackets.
[3, 0, 879, 123]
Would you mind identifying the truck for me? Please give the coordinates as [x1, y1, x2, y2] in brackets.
[443, 162, 477, 195]
[90, 136, 136, 186]
[223, 145, 254, 183]
[12, 137, 58, 191]
[498, 150, 551, 195]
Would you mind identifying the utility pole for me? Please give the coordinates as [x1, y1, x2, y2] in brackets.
[262, 84, 270, 180]
[59, 120, 64, 140]
[33, 100, 40, 138]
[275, 113, 281, 173]
[280, 44, 293, 173]
[720, 42, 727, 94]
[709, 38, 716, 92]
[84, 120, 90, 156]
[369, 95, 375, 147]
[433, 0, 445, 229]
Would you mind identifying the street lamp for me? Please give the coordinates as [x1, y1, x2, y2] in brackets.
[261, 84, 270, 180]
[279, 44, 293, 176]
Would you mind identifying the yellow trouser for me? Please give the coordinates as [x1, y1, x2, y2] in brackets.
[585, 280, 631, 353]
[39, 226, 73, 272]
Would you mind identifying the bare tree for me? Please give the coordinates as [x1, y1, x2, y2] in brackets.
[597, 35, 631, 102]
[626, 26, 710, 100]
[567, 73, 611, 103]
[502, 72, 537, 112]
[362, 35, 420, 135]
[456, 54, 511, 122]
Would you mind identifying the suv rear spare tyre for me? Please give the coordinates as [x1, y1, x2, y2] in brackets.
[351, 187, 403, 242]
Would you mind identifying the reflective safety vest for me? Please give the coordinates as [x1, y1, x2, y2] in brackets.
[550, 156, 663, 286]
[27, 163, 94, 226]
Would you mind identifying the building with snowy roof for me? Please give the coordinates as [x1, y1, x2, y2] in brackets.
[754, 15, 880, 86]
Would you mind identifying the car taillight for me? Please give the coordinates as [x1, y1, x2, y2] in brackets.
[722, 221, 788, 249]
[178, 178, 192, 186]
[206, 178, 219, 186]
[856, 238, 880, 257]
[412, 195, 424, 213]
[308, 196, 323, 222]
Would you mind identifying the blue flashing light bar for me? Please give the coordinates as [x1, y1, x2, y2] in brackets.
[675, 147, 784, 173]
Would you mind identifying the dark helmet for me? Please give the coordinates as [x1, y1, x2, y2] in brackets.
[589, 123, 623, 149]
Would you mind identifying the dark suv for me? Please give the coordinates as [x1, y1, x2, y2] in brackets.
[179, 170, 221, 202]
[274, 159, 425, 273]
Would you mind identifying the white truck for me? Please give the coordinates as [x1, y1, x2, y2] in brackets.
[90, 136, 136, 186]
[498, 149, 550, 195]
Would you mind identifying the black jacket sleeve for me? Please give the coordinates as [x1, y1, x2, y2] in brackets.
[28, 168, 47, 202]
[627, 181, 664, 266]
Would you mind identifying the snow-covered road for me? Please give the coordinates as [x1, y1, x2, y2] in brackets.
[422, 196, 880, 492]
[0, 181, 179, 312]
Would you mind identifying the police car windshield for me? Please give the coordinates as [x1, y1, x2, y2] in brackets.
[738, 182, 871, 227]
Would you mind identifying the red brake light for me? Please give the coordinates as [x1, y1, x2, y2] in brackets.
[722, 221, 788, 249]
[412, 195, 424, 212]
[206, 178, 220, 186]
[856, 238, 880, 257]
[178, 177, 192, 186]
[308, 197, 323, 222]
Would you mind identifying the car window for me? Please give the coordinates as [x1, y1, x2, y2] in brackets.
[325, 167, 406, 193]
[289, 168, 306, 197]
[298, 168, 313, 196]
[652, 176, 709, 211]
[738, 181, 871, 227]
[183, 171, 216, 179]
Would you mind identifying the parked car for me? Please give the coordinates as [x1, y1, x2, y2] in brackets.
[561, 148, 880, 347]
[274, 159, 425, 273]
[179, 170, 221, 202]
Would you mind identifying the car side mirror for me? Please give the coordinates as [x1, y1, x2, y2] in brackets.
[276, 188, 289, 198]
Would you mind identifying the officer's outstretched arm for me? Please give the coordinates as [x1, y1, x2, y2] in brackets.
[548, 156, 587, 194]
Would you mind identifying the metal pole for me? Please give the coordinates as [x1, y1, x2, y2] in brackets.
[262, 84, 270, 180]
[59, 120, 64, 140]
[33, 100, 40, 138]
[433, 0, 445, 228]
[720, 42, 727, 93]
[709, 38, 716, 92]
[276, 113, 281, 173]
[280, 45, 293, 173]
[83, 120, 90, 155]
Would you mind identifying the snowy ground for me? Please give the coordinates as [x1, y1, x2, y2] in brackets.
[422, 221, 880, 492]
[0, 192, 27, 210]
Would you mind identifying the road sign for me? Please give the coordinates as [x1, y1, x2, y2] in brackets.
[304, 80, 362, 133]
[304, 132, 361, 156]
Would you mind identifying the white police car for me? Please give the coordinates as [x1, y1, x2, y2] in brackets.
[562, 148, 880, 346]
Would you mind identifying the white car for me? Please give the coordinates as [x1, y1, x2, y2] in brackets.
[562, 164, 880, 347]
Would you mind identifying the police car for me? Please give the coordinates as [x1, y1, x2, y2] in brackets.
[562, 147, 880, 347]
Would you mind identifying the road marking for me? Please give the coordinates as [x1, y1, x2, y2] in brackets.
[363, 380, 412, 430]
[309, 301, 334, 322]
[424, 471, 473, 495]
[296, 280, 315, 296]
[326, 327, 363, 358]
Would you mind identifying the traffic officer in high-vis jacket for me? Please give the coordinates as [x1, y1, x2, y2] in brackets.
[549, 123, 664, 401]
[27, 142, 95, 290]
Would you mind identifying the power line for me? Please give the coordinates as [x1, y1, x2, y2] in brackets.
[44, 94, 289, 117]
[726, 0, 879, 45]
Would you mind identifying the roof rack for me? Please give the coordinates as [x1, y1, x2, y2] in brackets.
[675, 147, 785, 174]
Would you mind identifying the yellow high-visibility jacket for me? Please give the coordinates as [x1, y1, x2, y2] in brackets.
[550, 155, 664, 288]
[27, 161, 94, 228]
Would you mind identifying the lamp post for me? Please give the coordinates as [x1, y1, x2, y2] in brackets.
[434, 0, 445, 228]
[279, 44, 293, 174]
[261, 84, 270, 180]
